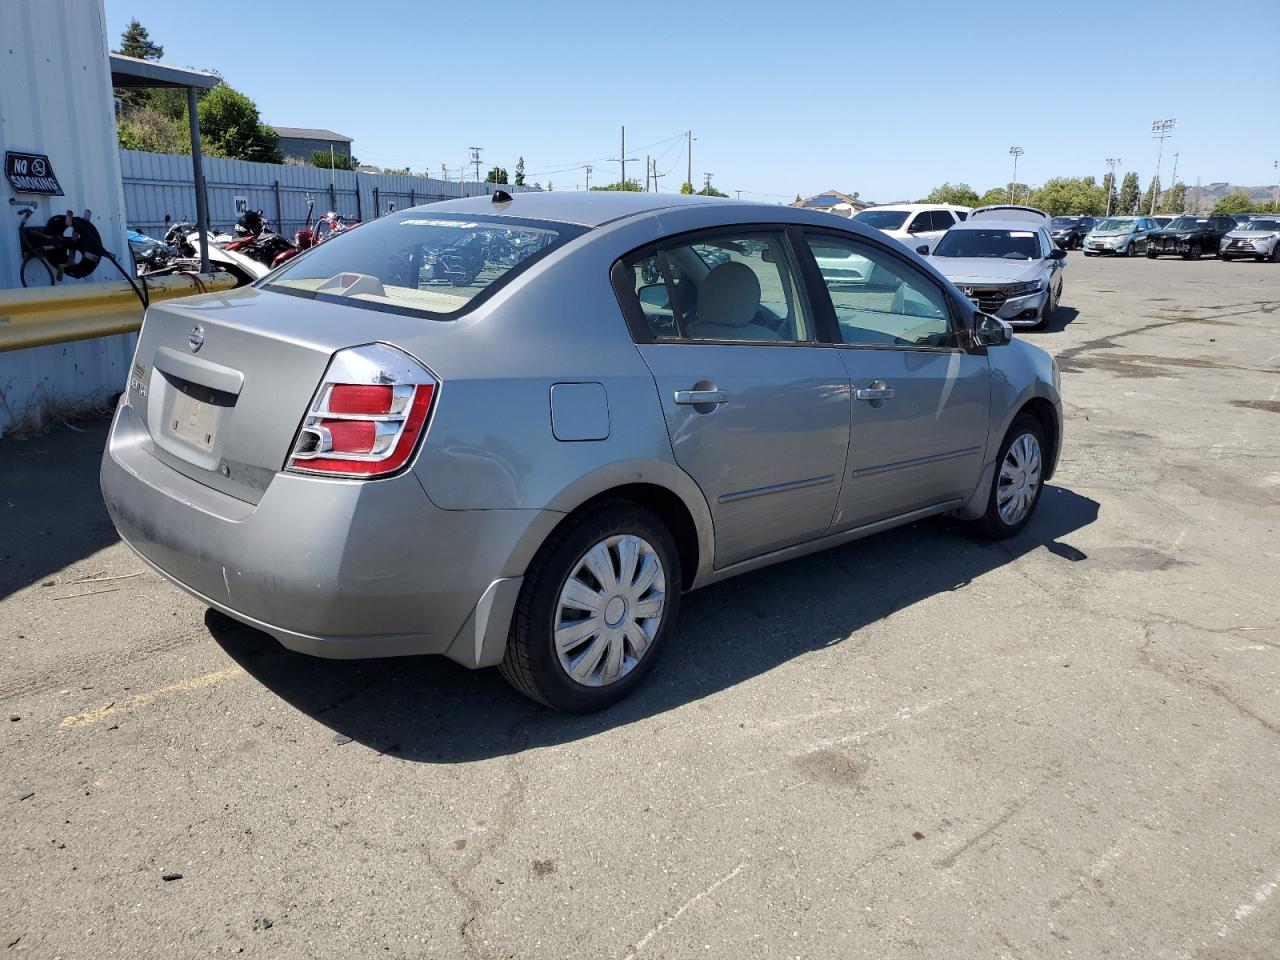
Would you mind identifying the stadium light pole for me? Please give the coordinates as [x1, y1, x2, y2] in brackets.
[1149, 119, 1176, 215]
[1008, 146, 1024, 203]
[1105, 157, 1122, 216]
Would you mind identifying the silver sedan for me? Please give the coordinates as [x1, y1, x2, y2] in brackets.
[101, 192, 1063, 711]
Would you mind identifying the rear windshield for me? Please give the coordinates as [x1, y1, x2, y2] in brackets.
[263, 213, 582, 318]
[1166, 217, 1205, 231]
[854, 210, 910, 230]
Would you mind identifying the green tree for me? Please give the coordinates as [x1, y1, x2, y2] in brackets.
[199, 85, 283, 163]
[1116, 172, 1140, 215]
[116, 104, 190, 154]
[1162, 182, 1187, 214]
[117, 19, 163, 60]
[485, 166, 509, 184]
[1027, 176, 1106, 216]
[919, 182, 980, 207]
[1140, 175, 1161, 216]
[591, 180, 643, 192]
[1211, 192, 1254, 216]
[978, 187, 1009, 206]
[1101, 172, 1118, 214]
[311, 149, 357, 171]
[680, 182, 695, 195]
[697, 184, 728, 198]
[514, 157, 525, 186]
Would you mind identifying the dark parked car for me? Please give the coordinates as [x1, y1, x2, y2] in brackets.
[1145, 216, 1237, 259]
[1049, 216, 1097, 250]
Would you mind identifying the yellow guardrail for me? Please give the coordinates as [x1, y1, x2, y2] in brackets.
[0, 272, 238, 352]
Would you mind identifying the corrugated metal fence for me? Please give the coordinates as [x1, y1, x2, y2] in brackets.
[120, 150, 539, 238]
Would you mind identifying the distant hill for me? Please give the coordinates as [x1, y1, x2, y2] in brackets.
[1189, 182, 1278, 203]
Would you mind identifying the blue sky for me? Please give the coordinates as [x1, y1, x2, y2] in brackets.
[106, 0, 1280, 202]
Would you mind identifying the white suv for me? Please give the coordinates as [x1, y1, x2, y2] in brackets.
[852, 204, 971, 254]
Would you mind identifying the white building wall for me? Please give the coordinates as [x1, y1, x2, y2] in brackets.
[0, 0, 134, 436]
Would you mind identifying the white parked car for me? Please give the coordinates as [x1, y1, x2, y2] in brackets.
[1220, 217, 1280, 262]
[852, 203, 971, 254]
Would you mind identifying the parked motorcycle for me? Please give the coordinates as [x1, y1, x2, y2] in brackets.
[223, 208, 296, 268]
[270, 198, 317, 269]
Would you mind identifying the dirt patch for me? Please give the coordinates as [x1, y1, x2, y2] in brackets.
[1231, 400, 1280, 414]
[791, 749, 863, 788]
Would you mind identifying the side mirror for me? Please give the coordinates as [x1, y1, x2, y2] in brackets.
[637, 283, 670, 310]
[915, 244, 930, 255]
[973, 311, 1013, 347]
[1048, 248, 1068, 260]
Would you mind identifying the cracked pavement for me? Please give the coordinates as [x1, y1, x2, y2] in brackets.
[1, 255, 1278, 959]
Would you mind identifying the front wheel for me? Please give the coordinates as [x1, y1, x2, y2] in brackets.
[1182, 244, 1200, 260]
[1145, 250, 1158, 259]
[500, 502, 681, 712]
[971, 415, 1046, 540]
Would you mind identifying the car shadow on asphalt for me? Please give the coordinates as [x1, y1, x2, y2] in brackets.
[0, 419, 120, 600]
[1038, 305, 1079, 334]
[208, 485, 1100, 763]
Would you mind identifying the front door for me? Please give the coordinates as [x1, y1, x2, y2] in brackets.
[799, 229, 992, 528]
[620, 228, 850, 568]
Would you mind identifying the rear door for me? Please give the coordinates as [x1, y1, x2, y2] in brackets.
[796, 228, 991, 528]
[617, 228, 850, 569]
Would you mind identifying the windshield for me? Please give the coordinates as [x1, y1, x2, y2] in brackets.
[932, 228, 1041, 260]
[1051, 217, 1080, 227]
[264, 214, 579, 318]
[1094, 218, 1135, 232]
[1167, 217, 1205, 231]
[854, 210, 910, 230]
[1242, 219, 1280, 231]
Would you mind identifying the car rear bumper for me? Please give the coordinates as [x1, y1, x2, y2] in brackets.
[100, 400, 548, 665]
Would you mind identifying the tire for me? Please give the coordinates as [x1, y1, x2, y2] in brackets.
[1256, 256, 1267, 263]
[499, 501, 681, 712]
[1182, 244, 1200, 260]
[1221, 255, 1233, 262]
[1083, 251, 1095, 257]
[1145, 250, 1158, 259]
[970, 414, 1047, 540]
[1033, 288, 1055, 329]
[1271, 245, 1280, 263]
[1125, 241, 1137, 257]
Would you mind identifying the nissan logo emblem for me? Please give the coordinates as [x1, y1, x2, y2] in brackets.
[188, 325, 205, 352]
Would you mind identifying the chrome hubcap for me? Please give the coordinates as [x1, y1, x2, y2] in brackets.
[997, 432, 1042, 526]
[554, 534, 666, 687]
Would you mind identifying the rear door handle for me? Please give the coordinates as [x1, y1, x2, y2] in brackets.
[674, 389, 729, 405]
[854, 381, 894, 401]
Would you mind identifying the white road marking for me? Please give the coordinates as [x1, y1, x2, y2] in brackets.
[1217, 868, 1280, 937]
[623, 861, 747, 959]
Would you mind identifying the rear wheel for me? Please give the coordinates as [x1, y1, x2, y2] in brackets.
[499, 502, 681, 712]
[971, 415, 1046, 540]
[1145, 249, 1158, 259]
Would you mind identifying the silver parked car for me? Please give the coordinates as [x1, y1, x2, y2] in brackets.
[925, 218, 1067, 328]
[1220, 217, 1280, 262]
[101, 192, 1063, 711]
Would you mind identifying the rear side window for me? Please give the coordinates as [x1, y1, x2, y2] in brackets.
[931, 211, 956, 230]
[618, 230, 813, 343]
[263, 213, 582, 319]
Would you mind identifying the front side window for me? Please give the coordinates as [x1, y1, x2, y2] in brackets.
[804, 233, 951, 347]
[620, 231, 812, 343]
[264, 213, 578, 319]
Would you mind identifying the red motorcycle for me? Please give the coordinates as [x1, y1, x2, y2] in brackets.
[270, 198, 316, 268]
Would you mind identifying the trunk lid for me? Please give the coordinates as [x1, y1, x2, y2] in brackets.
[129, 285, 444, 504]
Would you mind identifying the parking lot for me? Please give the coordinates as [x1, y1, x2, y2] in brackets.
[2, 254, 1278, 959]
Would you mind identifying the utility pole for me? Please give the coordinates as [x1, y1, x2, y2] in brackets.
[1008, 146, 1024, 203]
[469, 146, 483, 185]
[1105, 157, 1122, 217]
[646, 155, 651, 191]
[651, 158, 662, 193]
[735, 190, 742, 200]
[703, 172, 714, 195]
[608, 126, 637, 188]
[1149, 119, 1175, 215]
[584, 163, 592, 191]
[687, 130, 694, 190]
[1273, 160, 1278, 208]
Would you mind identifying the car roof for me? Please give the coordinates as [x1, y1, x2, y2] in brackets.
[858, 203, 971, 212]
[407, 190, 739, 228]
[950, 218, 1046, 232]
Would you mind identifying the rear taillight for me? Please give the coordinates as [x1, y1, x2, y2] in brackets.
[287, 343, 437, 478]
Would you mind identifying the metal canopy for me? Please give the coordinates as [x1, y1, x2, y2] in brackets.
[109, 53, 219, 90]
[110, 54, 220, 272]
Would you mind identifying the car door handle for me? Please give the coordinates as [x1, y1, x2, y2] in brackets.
[854, 382, 895, 401]
[674, 389, 728, 405]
